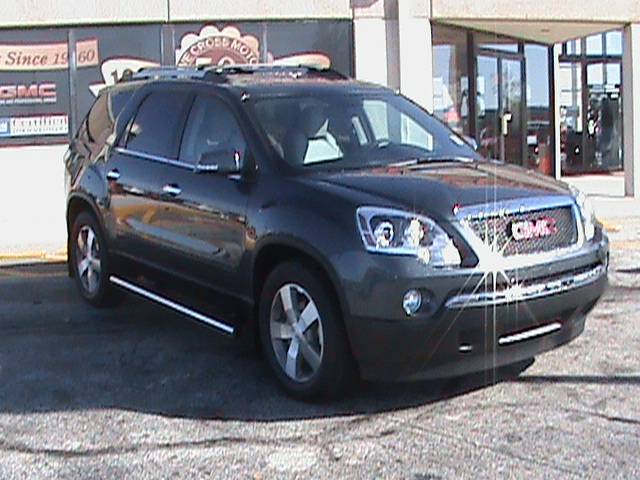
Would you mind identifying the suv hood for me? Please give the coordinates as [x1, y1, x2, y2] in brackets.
[306, 161, 572, 217]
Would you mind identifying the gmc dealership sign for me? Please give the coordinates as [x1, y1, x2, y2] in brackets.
[0, 82, 57, 105]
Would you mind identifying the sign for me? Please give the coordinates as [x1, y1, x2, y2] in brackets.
[510, 217, 558, 241]
[0, 82, 57, 106]
[176, 26, 261, 66]
[0, 115, 68, 137]
[0, 38, 99, 71]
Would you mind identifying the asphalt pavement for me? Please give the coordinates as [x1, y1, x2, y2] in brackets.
[0, 223, 638, 479]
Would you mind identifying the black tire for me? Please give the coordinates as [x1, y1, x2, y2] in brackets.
[70, 211, 122, 307]
[258, 261, 356, 400]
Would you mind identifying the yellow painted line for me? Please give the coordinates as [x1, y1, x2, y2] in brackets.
[0, 251, 67, 262]
[610, 240, 640, 250]
[600, 220, 622, 232]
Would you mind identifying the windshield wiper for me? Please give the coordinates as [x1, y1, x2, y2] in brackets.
[388, 156, 476, 168]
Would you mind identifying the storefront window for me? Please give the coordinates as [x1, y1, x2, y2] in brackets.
[606, 31, 623, 56]
[525, 44, 552, 174]
[559, 29, 623, 174]
[586, 34, 603, 56]
[431, 25, 469, 135]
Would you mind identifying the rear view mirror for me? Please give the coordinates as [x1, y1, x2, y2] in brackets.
[197, 148, 242, 174]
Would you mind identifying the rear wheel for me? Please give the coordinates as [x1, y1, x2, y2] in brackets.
[258, 262, 355, 400]
[70, 212, 121, 307]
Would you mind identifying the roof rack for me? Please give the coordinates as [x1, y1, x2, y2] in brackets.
[207, 63, 348, 79]
[120, 63, 348, 84]
[126, 66, 210, 82]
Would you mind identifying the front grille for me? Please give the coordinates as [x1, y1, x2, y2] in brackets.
[465, 206, 578, 256]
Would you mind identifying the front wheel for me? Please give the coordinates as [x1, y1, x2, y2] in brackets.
[258, 262, 356, 400]
[70, 212, 121, 307]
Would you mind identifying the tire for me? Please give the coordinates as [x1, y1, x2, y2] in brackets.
[258, 261, 356, 400]
[70, 211, 122, 307]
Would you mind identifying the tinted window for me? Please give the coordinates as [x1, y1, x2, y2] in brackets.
[126, 90, 192, 159]
[180, 95, 247, 166]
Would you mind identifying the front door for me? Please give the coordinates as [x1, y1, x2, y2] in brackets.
[475, 53, 524, 165]
[152, 93, 251, 298]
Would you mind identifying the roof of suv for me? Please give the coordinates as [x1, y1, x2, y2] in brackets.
[119, 64, 391, 97]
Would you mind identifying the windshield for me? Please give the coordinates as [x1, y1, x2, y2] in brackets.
[251, 91, 481, 171]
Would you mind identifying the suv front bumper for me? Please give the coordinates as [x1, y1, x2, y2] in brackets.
[337, 235, 608, 381]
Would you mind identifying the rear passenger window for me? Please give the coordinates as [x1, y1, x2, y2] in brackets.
[126, 91, 192, 159]
[179, 95, 247, 166]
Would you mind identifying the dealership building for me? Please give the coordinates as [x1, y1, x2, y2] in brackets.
[1, 0, 639, 252]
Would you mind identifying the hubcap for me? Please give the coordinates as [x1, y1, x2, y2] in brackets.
[76, 225, 101, 295]
[269, 283, 324, 382]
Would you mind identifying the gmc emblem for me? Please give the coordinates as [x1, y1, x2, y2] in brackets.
[509, 216, 558, 241]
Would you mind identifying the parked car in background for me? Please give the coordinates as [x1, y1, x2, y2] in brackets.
[64, 65, 609, 399]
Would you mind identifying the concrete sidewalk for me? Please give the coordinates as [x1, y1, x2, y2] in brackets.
[563, 172, 640, 221]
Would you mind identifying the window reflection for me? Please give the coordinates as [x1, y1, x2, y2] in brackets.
[525, 45, 552, 174]
[432, 25, 470, 135]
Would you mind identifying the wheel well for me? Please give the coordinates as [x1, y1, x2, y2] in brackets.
[66, 197, 95, 231]
[252, 244, 345, 317]
[66, 197, 97, 277]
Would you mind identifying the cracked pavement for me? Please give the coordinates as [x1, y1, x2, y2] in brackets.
[0, 219, 638, 479]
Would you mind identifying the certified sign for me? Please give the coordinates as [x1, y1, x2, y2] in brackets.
[0, 115, 68, 137]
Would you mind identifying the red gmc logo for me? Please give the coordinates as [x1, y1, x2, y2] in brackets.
[510, 216, 558, 241]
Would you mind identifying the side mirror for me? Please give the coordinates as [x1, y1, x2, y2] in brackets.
[196, 148, 242, 174]
[462, 135, 479, 151]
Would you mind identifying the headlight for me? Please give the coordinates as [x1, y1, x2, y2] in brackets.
[356, 206, 461, 267]
[570, 186, 596, 241]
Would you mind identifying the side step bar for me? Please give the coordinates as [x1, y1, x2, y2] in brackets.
[109, 275, 235, 335]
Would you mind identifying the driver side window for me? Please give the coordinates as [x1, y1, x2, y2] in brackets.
[363, 99, 434, 152]
[179, 95, 247, 167]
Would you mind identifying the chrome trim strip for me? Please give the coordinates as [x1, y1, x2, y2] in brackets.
[455, 195, 575, 220]
[498, 322, 562, 346]
[445, 264, 605, 309]
[109, 276, 235, 335]
[115, 147, 195, 171]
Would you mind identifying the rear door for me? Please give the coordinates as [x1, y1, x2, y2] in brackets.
[104, 87, 194, 265]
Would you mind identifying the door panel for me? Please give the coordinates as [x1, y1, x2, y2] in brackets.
[104, 149, 167, 262]
[152, 166, 250, 295]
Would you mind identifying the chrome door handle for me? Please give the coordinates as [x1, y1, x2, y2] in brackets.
[106, 169, 121, 181]
[162, 184, 182, 196]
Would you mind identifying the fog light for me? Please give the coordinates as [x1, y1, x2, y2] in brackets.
[402, 289, 422, 316]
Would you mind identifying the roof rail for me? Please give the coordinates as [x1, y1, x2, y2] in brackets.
[127, 66, 209, 81]
[206, 63, 348, 79]
[119, 63, 348, 83]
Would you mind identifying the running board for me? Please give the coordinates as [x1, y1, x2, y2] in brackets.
[109, 275, 235, 335]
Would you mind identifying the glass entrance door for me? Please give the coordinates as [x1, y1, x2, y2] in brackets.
[475, 54, 523, 164]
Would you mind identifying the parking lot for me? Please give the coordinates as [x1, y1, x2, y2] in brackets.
[0, 220, 638, 479]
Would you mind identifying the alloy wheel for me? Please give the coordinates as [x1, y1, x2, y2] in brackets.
[269, 283, 324, 382]
[76, 225, 102, 295]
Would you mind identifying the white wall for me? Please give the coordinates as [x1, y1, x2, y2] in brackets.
[0, 146, 68, 254]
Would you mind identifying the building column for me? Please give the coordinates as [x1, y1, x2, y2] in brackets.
[553, 44, 563, 180]
[397, 0, 433, 111]
[352, 0, 400, 90]
[623, 23, 640, 197]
